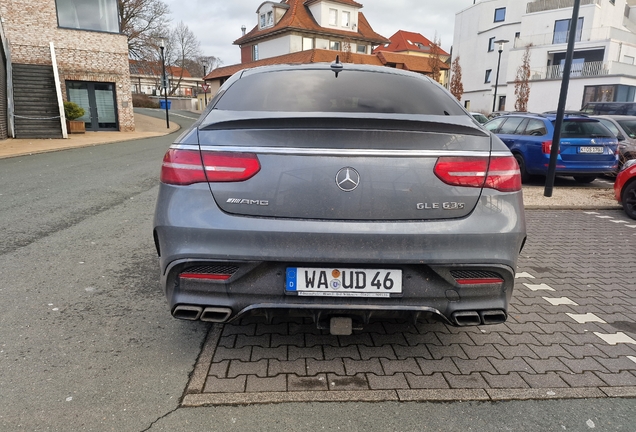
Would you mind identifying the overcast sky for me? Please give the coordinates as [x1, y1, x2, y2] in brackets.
[161, 0, 476, 67]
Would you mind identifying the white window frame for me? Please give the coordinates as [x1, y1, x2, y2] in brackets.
[330, 41, 341, 51]
[329, 9, 338, 26]
[356, 44, 367, 54]
[341, 11, 350, 28]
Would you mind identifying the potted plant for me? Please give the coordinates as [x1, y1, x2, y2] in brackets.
[64, 101, 86, 134]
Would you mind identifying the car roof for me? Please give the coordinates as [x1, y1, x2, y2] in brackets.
[592, 115, 636, 120]
[238, 62, 435, 82]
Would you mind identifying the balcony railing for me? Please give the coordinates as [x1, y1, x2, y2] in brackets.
[529, 60, 636, 80]
[526, 0, 601, 14]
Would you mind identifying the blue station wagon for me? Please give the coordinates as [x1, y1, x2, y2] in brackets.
[484, 113, 619, 183]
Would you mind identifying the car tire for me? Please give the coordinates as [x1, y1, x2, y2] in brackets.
[621, 179, 636, 220]
[573, 175, 596, 184]
[514, 154, 530, 183]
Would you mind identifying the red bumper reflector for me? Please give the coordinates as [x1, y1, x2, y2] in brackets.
[180, 273, 232, 281]
[456, 278, 504, 285]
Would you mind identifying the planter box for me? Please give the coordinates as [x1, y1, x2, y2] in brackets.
[66, 120, 85, 134]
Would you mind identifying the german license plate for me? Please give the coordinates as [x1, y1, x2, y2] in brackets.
[286, 268, 402, 297]
[579, 146, 604, 154]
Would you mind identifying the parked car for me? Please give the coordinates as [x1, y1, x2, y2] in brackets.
[581, 102, 636, 116]
[484, 113, 619, 183]
[470, 112, 489, 124]
[153, 63, 526, 334]
[591, 115, 636, 169]
[615, 159, 636, 219]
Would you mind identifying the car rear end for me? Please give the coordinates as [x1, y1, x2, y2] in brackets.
[153, 64, 526, 331]
[544, 117, 619, 178]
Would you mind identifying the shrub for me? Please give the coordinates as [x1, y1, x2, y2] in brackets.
[132, 93, 160, 108]
[64, 101, 85, 120]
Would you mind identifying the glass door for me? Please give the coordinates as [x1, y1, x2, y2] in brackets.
[66, 81, 118, 131]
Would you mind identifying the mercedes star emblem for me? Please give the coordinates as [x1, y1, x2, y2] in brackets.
[335, 167, 360, 192]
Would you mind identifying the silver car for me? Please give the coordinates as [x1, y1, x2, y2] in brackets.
[153, 63, 526, 334]
[592, 115, 636, 169]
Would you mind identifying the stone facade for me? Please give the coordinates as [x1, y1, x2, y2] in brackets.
[0, 0, 134, 131]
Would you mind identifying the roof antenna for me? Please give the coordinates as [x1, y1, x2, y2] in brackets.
[331, 55, 343, 78]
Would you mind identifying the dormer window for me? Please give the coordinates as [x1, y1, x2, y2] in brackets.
[260, 14, 266, 28]
[267, 11, 273, 26]
[329, 9, 338, 26]
[342, 11, 350, 28]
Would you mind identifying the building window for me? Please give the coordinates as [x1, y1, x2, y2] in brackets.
[260, 14, 266, 28]
[267, 11, 273, 26]
[252, 45, 259, 61]
[494, 8, 506, 22]
[357, 45, 367, 54]
[330, 41, 341, 51]
[342, 11, 350, 27]
[329, 9, 338, 26]
[55, 0, 119, 33]
[515, 32, 521, 39]
[488, 37, 495, 52]
[464, 100, 470, 110]
[485, 69, 492, 83]
[553, 18, 583, 44]
[303, 37, 314, 51]
[624, 55, 635, 65]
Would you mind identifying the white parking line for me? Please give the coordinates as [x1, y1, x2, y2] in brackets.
[595, 216, 614, 219]
[628, 356, 636, 365]
[594, 332, 636, 345]
[543, 297, 578, 306]
[627, 225, 636, 228]
[515, 272, 535, 279]
[523, 283, 555, 291]
[584, 211, 600, 215]
[611, 220, 628, 224]
[566, 313, 606, 324]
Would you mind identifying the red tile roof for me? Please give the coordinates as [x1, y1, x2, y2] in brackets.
[304, 0, 363, 7]
[129, 59, 192, 78]
[373, 30, 450, 57]
[234, 0, 388, 46]
[204, 49, 382, 80]
[375, 51, 450, 74]
[203, 48, 448, 81]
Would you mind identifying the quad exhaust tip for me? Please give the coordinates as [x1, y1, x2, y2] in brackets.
[172, 305, 203, 321]
[172, 305, 232, 322]
[201, 307, 232, 323]
[452, 310, 507, 326]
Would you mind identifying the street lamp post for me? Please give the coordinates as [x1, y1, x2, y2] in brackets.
[202, 64, 207, 107]
[492, 39, 509, 113]
[159, 39, 170, 129]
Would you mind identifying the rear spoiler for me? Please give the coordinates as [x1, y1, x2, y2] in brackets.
[199, 111, 489, 138]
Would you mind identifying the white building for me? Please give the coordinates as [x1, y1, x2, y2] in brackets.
[453, 0, 636, 114]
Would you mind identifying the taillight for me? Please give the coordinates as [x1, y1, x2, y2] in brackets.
[434, 156, 521, 192]
[541, 140, 559, 154]
[160, 149, 260, 185]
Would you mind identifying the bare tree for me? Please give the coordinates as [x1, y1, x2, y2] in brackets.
[164, 21, 201, 95]
[119, 0, 171, 59]
[450, 57, 464, 102]
[514, 45, 532, 112]
[428, 35, 442, 83]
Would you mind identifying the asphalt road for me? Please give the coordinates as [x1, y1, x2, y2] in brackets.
[0, 110, 634, 431]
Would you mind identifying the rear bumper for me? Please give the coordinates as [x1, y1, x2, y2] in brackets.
[153, 183, 526, 326]
[528, 155, 618, 175]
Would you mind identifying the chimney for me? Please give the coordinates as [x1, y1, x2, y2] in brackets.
[241, 25, 246, 36]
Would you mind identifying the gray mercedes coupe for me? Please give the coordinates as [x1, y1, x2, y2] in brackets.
[153, 62, 526, 335]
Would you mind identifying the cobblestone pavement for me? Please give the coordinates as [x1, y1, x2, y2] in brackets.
[182, 210, 636, 406]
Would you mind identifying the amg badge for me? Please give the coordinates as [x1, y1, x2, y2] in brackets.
[227, 198, 269, 206]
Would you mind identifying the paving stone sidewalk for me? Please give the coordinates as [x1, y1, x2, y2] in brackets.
[182, 209, 636, 406]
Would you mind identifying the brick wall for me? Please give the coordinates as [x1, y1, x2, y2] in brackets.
[0, 0, 135, 131]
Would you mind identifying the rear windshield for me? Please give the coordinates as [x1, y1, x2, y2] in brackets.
[214, 69, 465, 115]
[617, 119, 636, 139]
[554, 120, 613, 138]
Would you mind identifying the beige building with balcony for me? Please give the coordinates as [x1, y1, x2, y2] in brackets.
[453, 0, 636, 114]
